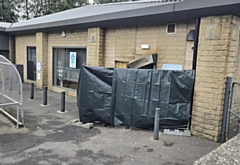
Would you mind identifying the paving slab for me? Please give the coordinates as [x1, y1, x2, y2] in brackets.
[0, 83, 220, 165]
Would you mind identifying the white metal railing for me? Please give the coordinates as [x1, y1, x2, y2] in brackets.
[0, 55, 23, 128]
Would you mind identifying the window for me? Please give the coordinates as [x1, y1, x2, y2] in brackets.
[53, 47, 86, 90]
[166, 23, 176, 34]
[27, 47, 36, 81]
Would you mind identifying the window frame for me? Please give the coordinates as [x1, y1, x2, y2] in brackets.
[26, 46, 36, 81]
[166, 23, 176, 34]
[52, 46, 87, 90]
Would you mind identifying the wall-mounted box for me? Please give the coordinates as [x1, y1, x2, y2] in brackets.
[141, 44, 150, 49]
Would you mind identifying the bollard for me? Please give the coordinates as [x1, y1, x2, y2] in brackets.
[153, 108, 160, 140]
[43, 86, 48, 105]
[61, 91, 65, 112]
[30, 83, 34, 99]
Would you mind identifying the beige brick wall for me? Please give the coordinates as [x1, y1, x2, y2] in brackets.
[36, 32, 48, 89]
[104, 21, 195, 69]
[14, 30, 87, 96]
[87, 28, 104, 66]
[15, 34, 36, 83]
[157, 23, 187, 69]
[104, 27, 136, 67]
[15, 23, 194, 96]
[231, 17, 240, 82]
[191, 15, 240, 142]
[184, 42, 194, 69]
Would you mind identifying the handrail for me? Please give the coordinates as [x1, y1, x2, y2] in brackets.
[226, 82, 240, 140]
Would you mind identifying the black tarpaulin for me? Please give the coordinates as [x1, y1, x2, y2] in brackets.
[77, 66, 195, 129]
[112, 69, 152, 127]
[77, 66, 114, 125]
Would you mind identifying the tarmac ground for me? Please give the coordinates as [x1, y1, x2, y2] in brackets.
[0, 83, 220, 165]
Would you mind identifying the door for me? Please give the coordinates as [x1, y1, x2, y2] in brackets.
[27, 47, 36, 81]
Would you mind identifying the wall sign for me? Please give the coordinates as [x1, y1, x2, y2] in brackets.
[37, 62, 41, 71]
[69, 52, 76, 68]
[162, 64, 182, 70]
[37, 73, 41, 80]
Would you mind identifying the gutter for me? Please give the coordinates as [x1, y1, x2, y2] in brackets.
[0, 27, 6, 32]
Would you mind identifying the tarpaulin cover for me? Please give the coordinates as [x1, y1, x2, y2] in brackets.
[78, 66, 195, 129]
[77, 66, 114, 125]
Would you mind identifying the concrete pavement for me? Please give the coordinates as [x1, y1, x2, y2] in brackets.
[0, 83, 220, 165]
[194, 134, 240, 165]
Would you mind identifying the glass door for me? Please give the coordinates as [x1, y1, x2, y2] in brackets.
[27, 47, 36, 81]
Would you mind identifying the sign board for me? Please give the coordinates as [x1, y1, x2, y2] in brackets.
[37, 62, 41, 71]
[162, 64, 182, 70]
[69, 52, 76, 68]
[37, 73, 41, 80]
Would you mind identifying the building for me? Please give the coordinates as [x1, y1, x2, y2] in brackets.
[1, 0, 240, 141]
[0, 22, 11, 58]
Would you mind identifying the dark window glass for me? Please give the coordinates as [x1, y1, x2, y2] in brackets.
[53, 48, 86, 90]
[27, 47, 36, 81]
[167, 24, 176, 33]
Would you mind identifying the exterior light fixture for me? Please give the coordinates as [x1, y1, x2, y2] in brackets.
[186, 30, 195, 41]
[61, 31, 66, 37]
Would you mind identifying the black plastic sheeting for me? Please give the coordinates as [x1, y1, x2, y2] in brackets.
[77, 66, 114, 125]
[78, 66, 195, 129]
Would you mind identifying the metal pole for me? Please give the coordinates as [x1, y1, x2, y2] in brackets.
[9, 77, 12, 91]
[220, 77, 232, 143]
[153, 108, 160, 140]
[21, 105, 24, 124]
[19, 83, 21, 95]
[43, 86, 48, 105]
[192, 18, 201, 70]
[188, 18, 201, 131]
[238, 118, 240, 134]
[30, 83, 34, 99]
[0, 107, 23, 127]
[0, 68, 4, 104]
[16, 105, 19, 128]
[61, 91, 65, 112]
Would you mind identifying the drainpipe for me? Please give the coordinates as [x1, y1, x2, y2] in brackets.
[192, 18, 201, 70]
[10, 35, 15, 63]
[189, 18, 201, 129]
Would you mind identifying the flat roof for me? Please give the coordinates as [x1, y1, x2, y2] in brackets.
[4, 0, 240, 34]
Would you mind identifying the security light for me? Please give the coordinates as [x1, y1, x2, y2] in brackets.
[61, 31, 66, 37]
[186, 30, 195, 41]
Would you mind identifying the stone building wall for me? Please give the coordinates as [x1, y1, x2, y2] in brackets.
[104, 21, 195, 69]
[14, 16, 240, 141]
[15, 34, 36, 83]
[191, 16, 240, 141]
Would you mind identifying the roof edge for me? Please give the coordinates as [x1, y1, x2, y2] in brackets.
[5, 0, 240, 34]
